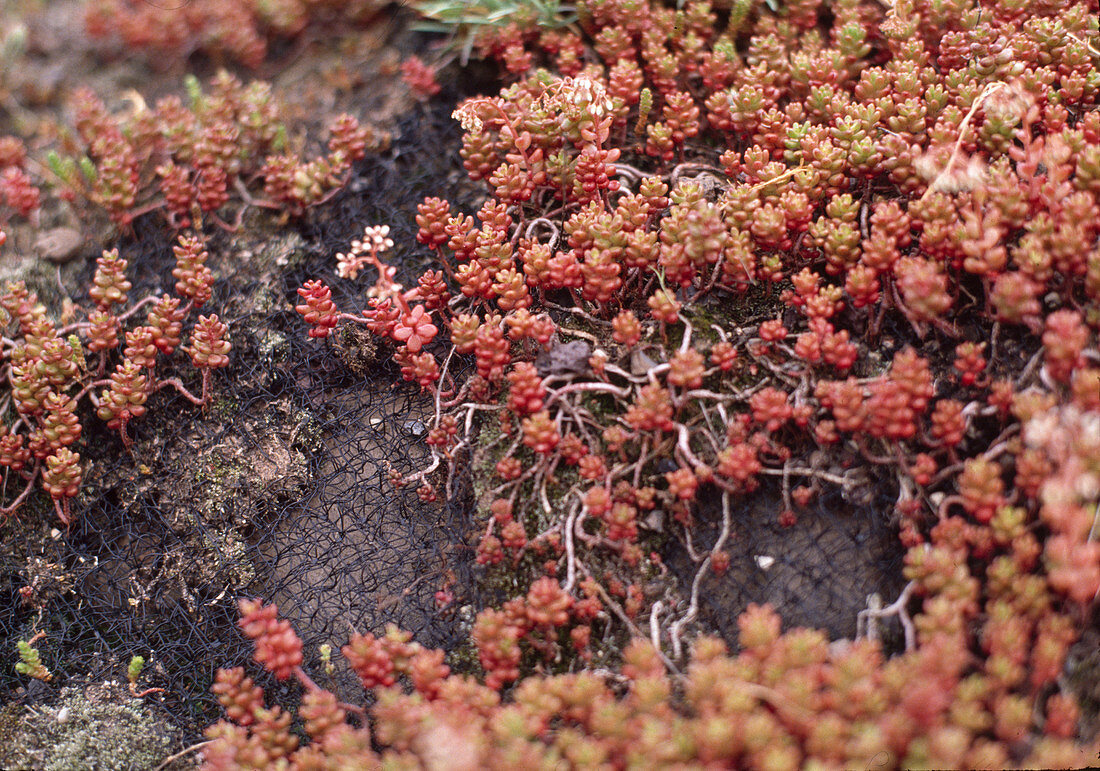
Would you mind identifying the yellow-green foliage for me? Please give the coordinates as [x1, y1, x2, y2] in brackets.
[15, 639, 51, 682]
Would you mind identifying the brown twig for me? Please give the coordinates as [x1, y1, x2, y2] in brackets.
[919, 82, 1006, 202]
[153, 741, 213, 771]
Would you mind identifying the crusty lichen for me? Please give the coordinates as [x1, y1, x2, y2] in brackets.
[0, 682, 190, 770]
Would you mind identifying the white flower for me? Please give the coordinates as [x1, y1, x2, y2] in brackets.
[556, 75, 614, 116]
[336, 251, 365, 280]
[335, 224, 393, 279]
[452, 102, 483, 133]
[362, 224, 394, 251]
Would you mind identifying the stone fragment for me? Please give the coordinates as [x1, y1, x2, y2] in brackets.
[35, 227, 83, 264]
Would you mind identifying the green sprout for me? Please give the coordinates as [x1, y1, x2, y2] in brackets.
[319, 643, 335, 676]
[16, 636, 52, 682]
[127, 655, 145, 685]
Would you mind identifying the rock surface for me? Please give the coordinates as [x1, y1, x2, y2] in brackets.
[34, 227, 83, 264]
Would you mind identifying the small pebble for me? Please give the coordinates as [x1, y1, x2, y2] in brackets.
[643, 509, 664, 532]
[35, 227, 83, 264]
[754, 555, 775, 570]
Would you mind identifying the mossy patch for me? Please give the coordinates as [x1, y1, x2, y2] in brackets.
[0, 682, 190, 770]
[332, 323, 381, 375]
[1066, 620, 1100, 739]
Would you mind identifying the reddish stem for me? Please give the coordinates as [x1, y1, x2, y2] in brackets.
[155, 377, 205, 406]
[0, 468, 40, 518]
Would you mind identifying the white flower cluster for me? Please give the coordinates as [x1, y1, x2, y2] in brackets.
[541, 75, 615, 118]
[452, 102, 483, 134]
[562, 75, 614, 116]
[335, 224, 394, 280]
[355, 224, 394, 254]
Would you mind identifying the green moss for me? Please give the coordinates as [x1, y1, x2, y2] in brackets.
[291, 409, 325, 454]
[256, 328, 291, 365]
[469, 417, 508, 513]
[0, 253, 69, 317]
[684, 281, 783, 341]
[210, 396, 238, 421]
[0, 683, 187, 771]
[203, 527, 255, 585]
[251, 229, 309, 274]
